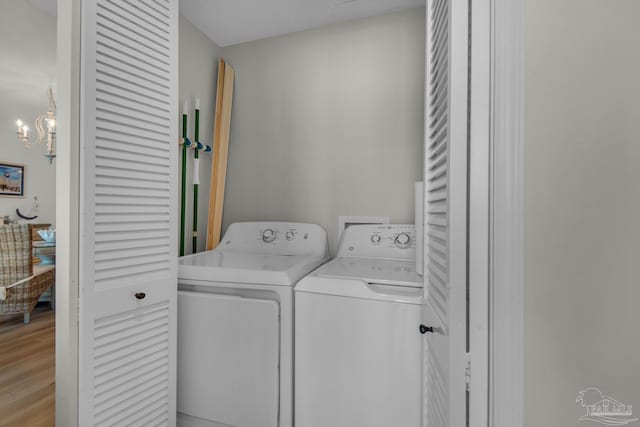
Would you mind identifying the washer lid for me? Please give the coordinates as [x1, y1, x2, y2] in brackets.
[295, 274, 422, 304]
[179, 249, 327, 286]
[313, 257, 422, 288]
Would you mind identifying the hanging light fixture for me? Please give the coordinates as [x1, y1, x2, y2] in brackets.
[15, 87, 57, 164]
[15, 120, 29, 145]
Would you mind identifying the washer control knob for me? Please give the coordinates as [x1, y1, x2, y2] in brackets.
[262, 229, 277, 243]
[394, 232, 411, 249]
[285, 231, 295, 241]
[370, 234, 382, 245]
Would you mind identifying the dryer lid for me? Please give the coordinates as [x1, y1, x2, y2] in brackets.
[313, 257, 422, 288]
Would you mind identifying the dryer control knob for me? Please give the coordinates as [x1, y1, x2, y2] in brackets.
[285, 231, 295, 241]
[394, 232, 411, 249]
[262, 229, 277, 243]
[370, 234, 382, 245]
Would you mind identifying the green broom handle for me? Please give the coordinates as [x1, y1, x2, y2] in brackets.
[192, 98, 200, 253]
[180, 102, 188, 257]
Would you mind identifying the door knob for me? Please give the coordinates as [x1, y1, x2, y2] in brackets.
[419, 324, 434, 334]
[134, 292, 146, 300]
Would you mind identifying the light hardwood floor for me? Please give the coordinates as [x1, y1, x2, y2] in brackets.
[0, 306, 54, 427]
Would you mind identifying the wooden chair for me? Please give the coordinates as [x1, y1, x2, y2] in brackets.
[0, 224, 55, 324]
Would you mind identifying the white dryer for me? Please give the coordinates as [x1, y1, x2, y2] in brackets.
[177, 222, 329, 427]
[295, 224, 422, 427]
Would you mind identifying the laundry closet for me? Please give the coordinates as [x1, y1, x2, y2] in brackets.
[59, 0, 451, 425]
[176, 3, 426, 427]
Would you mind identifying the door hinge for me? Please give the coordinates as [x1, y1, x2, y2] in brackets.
[465, 352, 471, 391]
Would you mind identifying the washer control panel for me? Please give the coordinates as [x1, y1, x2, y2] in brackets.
[394, 232, 412, 249]
[337, 224, 416, 260]
[221, 222, 329, 257]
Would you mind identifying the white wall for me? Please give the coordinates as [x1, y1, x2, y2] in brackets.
[220, 8, 425, 253]
[179, 16, 223, 254]
[525, 1, 640, 425]
[0, 0, 57, 226]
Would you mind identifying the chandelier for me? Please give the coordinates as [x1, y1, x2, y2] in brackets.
[16, 87, 57, 164]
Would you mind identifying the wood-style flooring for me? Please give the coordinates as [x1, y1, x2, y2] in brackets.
[0, 305, 54, 427]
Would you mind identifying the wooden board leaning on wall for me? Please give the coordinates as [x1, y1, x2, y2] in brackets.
[206, 58, 235, 250]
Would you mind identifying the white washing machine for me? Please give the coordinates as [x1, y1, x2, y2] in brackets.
[177, 222, 329, 427]
[295, 224, 422, 427]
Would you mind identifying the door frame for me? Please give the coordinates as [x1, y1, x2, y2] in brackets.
[468, 0, 490, 423]
[56, 0, 81, 426]
[486, 0, 525, 426]
[467, 0, 525, 425]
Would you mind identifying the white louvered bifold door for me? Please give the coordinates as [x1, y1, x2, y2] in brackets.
[422, 0, 469, 426]
[78, 0, 179, 425]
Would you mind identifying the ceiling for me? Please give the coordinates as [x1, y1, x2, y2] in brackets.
[0, 0, 57, 119]
[180, 0, 425, 47]
[25, 0, 425, 47]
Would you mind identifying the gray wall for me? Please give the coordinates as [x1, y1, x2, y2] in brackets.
[221, 8, 425, 253]
[525, 1, 640, 425]
[0, 0, 56, 225]
[179, 16, 223, 254]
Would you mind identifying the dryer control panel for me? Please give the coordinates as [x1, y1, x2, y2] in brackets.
[220, 222, 329, 257]
[337, 224, 417, 260]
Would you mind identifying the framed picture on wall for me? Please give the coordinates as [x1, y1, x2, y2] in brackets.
[0, 162, 25, 197]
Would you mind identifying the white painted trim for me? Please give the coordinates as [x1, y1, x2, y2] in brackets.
[468, 0, 491, 423]
[55, 0, 81, 426]
[446, 2, 471, 426]
[488, 0, 525, 426]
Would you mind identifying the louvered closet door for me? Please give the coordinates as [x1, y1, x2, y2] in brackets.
[78, 0, 178, 425]
[422, 0, 469, 426]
